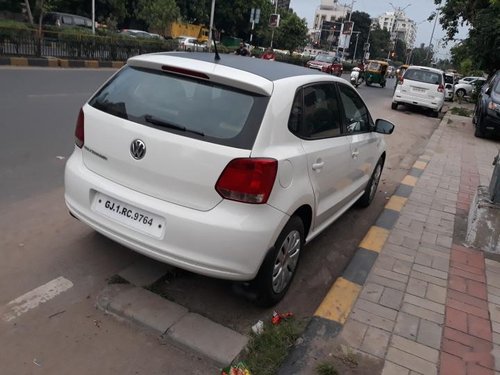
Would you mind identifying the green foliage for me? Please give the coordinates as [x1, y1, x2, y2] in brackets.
[137, 0, 180, 31]
[175, 0, 210, 24]
[316, 362, 339, 375]
[273, 10, 308, 52]
[434, 0, 499, 73]
[243, 318, 306, 375]
[346, 11, 371, 60]
[459, 57, 474, 76]
[368, 24, 390, 60]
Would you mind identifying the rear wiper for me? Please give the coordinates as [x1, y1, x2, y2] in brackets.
[144, 115, 204, 136]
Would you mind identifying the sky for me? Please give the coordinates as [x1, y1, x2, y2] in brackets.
[289, 0, 469, 59]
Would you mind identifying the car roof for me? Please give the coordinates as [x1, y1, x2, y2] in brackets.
[131, 52, 326, 82]
[406, 65, 444, 74]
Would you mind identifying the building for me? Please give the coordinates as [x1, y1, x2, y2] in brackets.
[313, 0, 350, 30]
[376, 10, 417, 48]
[310, 0, 351, 49]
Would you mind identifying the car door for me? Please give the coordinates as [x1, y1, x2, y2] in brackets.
[337, 83, 379, 196]
[289, 84, 353, 229]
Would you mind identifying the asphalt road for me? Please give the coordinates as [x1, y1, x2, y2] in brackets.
[0, 67, 440, 373]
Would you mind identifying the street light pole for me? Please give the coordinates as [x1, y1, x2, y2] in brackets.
[270, 0, 278, 48]
[351, 31, 360, 63]
[426, 8, 439, 64]
[91, 0, 95, 34]
[207, 0, 216, 52]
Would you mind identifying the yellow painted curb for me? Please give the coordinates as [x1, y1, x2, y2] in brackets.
[359, 226, 390, 253]
[47, 59, 58, 67]
[85, 60, 99, 68]
[401, 175, 418, 187]
[111, 61, 125, 68]
[315, 277, 361, 323]
[385, 196, 408, 212]
[413, 161, 428, 170]
[10, 57, 28, 66]
[58, 59, 69, 68]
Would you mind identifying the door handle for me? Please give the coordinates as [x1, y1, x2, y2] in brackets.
[312, 161, 324, 170]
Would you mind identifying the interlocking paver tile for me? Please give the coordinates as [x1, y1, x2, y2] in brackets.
[360, 326, 391, 358]
[380, 288, 404, 310]
[401, 303, 444, 324]
[386, 347, 437, 375]
[407, 277, 428, 298]
[417, 319, 442, 349]
[391, 334, 439, 363]
[395, 311, 420, 340]
[355, 298, 398, 320]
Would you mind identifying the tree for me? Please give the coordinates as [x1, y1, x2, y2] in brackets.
[433, 0, 499, 72]
[393, 38, 407, 62]
[137, 0, 180, 32]
[175, 0, 210, 24]
[273, 10, 308, 52]
[368, 24, 390, 59]
[346, 11, 371, 60]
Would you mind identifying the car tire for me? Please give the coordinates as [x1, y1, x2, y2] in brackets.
[391, 102, 398, 110]
[474, 113, 486, 138]
[430, 109, 439, 118]
[456, 89, 466, 98]
[253, 216, 304, 307]
[357, 158, 384, 208]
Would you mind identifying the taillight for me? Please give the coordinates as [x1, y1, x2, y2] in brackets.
[438, 84, 445, 93]
[398, 77, 404, 85]
[75, 108, 84, 148]
[215, 158, 278, 204]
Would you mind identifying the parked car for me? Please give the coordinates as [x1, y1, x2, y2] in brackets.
[306, 53, 343, 76]
[119, 29, 163, 39]
[42, 12, 93, 29]
[444, 73, 455, 101]
[473, 71, 500, 138]
[175, 36, 207, 51]
[454, 77, 486, 99]
[64, 52, 394, 306]
[392, 65, 445, 117]
[458, 76, 483, 85]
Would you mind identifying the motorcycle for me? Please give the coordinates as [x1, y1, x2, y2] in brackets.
[350, 67, 364, 88]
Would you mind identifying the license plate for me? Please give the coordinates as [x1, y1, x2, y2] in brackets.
[92, 193, 165, 238]
[412, 87, 426, 93]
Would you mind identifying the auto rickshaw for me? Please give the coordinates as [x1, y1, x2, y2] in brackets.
[365, 60, 389, 87]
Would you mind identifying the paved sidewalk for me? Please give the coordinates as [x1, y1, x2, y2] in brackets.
[336, 111, 500, 375]
[280, 107, 500, 374]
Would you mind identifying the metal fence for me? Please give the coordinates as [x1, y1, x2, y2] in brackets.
[0, 27, 178, 60]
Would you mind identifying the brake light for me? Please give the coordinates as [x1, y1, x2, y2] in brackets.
[215, 158, 278, 204]
[438, 84, 445, 93]
[398, 77, 404, 85]
[75, 108, 84, 148]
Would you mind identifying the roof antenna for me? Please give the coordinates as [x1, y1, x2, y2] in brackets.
[212, 29, 221, 61]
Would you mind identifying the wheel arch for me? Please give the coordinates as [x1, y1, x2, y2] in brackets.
[291, 204, 312, 239]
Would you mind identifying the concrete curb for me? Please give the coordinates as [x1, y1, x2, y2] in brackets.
[96, 283, 248, 367]
[0, 56, 124, 68]
[278, 112, 453, 373]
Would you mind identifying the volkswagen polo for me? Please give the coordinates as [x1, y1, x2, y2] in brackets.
[64, 52, 394, 306]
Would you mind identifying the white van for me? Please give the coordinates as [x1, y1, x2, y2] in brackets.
[392, 66, 445, 117]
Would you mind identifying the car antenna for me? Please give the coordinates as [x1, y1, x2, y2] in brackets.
[212, 29, 220, 61]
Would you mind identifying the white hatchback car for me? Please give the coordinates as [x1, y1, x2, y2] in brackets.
[65, 52, 394, 306]
[392, 66, 445, 117]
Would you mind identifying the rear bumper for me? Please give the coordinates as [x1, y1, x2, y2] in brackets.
[64, 148, 289, 281]
[482, 111, 500, 131]
[393, 89, 443, 111]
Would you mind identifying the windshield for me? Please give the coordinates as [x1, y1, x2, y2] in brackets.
[367, 62, 381, 70]
[89, 66, 268, 148]
[315, 54, 334, 63]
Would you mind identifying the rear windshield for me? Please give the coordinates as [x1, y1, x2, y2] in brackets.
[88, 66, 268, 149]
[404, 69, 442, 85]
[315, 54, 335, 63]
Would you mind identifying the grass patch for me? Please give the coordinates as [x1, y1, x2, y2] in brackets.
[242, 317, 307, 375]
[450, 107, 473, 117]
[316, 362, 339, 375]
[106, 274, 129, 284]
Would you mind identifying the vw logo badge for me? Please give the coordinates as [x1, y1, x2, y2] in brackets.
[130, 139, 146, 160]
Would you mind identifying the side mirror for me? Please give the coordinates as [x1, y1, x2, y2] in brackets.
[374, 119, 395, 135]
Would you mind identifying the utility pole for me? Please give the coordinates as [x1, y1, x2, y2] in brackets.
[426, 9, 439, 64]
[270, 0, 278, 48]
[207, 0, 216, 52]
[351, 31, 360, 63]
[92, 0, 95, 34]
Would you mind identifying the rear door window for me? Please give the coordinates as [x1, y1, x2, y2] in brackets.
[288, 84, 342, 139]
[88, 66, 268, 149]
